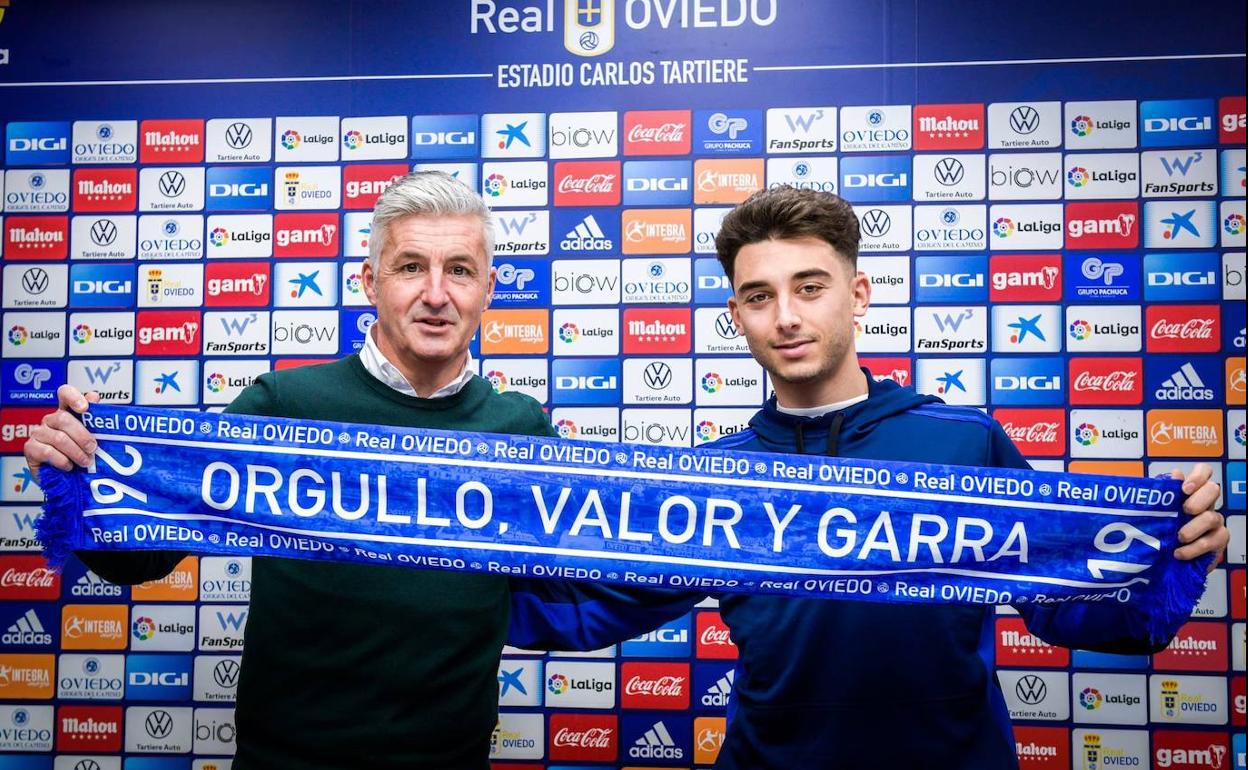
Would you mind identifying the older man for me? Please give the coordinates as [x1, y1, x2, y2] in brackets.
[25, 171, 683, 769]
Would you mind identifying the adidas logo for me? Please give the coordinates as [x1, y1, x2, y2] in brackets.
[3, 609, 53, 645]
[701, 669, 734, 707]
[560, 214, 613, 251]
[72, 571, 123, 598]
[629, 720, 684, 760]
[1155, 362, 1213, 401]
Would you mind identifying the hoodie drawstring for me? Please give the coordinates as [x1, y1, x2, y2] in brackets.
[794, 422, 805, 454]
[824, 412, 845, 457]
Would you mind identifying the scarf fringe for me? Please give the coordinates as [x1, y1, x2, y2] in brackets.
[35, 466, 84, 572]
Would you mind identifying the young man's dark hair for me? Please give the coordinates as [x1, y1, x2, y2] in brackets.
[714, 185, 860, 281]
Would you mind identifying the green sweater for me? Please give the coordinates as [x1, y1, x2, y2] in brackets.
[80, 355, 556, 770]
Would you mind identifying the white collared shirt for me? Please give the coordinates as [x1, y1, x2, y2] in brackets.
[358, 325, 474, 399]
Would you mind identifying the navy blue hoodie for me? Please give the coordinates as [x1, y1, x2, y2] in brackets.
[510, 373, 1181, 769]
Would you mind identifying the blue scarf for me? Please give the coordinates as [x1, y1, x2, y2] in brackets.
[37, 405, 1207, 643]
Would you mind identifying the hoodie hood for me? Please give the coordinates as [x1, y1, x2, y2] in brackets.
[747, 368, 940, 454]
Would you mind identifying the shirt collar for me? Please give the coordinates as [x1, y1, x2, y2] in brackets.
[358, 325, 474, 399]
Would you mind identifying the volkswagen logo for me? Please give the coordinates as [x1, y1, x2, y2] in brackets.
[213, 658, 241, 688]
[1009, 105, 1040, 135]
[158, 170, 187, 198]
[934, 157, 965, 186]
[643, 362, 673, 390]
[74, 760, 103, 770]
[860, 209, 891, 237]
[714, 311, 740, 339]
[90, 218, 118, 246]
[145, 709, 174, 739]
[1014, 674, 1048, 705]
[21, 268, 49, 294]
[224, 122, 254, 149]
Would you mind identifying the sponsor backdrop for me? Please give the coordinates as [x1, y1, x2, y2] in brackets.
[0, 1, 1245, 768]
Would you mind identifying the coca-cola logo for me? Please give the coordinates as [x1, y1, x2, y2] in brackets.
[553, 727, 614, 748]
[1, 567, 56, 587]
[1151, 318, 1215, 339]
[1073, 371, 1138, 391]
[628, 123, 686, 143]
[624, 675, 686, 696]
[700, 625, 732, 645]
[1000, 422, 1060, 443]
[558, 173, 616, 193]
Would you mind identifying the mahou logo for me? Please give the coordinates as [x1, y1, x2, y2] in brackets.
[5, 215, 69, 260]
[988, 254, 1062, 302]
[622, 307, 691, 354]
[1068, 357, 1143, 405]
[696, 612, 737, 660]
[273, 213, 339, 257]
[1152, 622, 1228, 672]
[548, 714, 617, 762]
[0, 556, 61, 600]
[205, 262, 271, 307]
[621, 662, 690, 709]
[1012, 726, 1067, 769]
[1147, 305, 1219, 353]
[913, 103, 985, 150]
[72, 168, 138, 212]
[57, 705, 123, 752]
[861, 357, 912, 387]
[992, 408, 1066, 456]
[135, 310, 202, 355]
[1064, 202, 1139, 249]
[995, 618, 1069, 667]
[624, 110, 692, 155]
[342, 164, 407, 210]
[140, 119, 204, 164]
[553, 160, 621, 206]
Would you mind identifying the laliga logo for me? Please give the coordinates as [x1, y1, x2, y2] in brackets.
[1074, 422, 1099, 446]
[547, 673, 570, 694]
[558, 322, 579, 343]
[483, 173, 508, 197]
[696, 420, 718, 442]
[486, 370, 508, 392]
[281, 130, 301, 150]
[556, 418, 578, 438]
[992, 217, 1015, 238]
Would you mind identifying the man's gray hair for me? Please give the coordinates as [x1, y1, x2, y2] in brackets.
[367, 170, 494, 269]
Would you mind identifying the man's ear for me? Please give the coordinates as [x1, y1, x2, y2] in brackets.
[851, 270, 871, 317]
[362, 259, 378, 307]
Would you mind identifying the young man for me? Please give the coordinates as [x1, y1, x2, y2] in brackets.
[521, 186, 1228, 769]
[24, 172, 684, 769]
